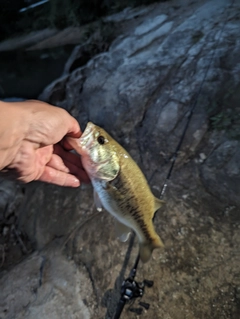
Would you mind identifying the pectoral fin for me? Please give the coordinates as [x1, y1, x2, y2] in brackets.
[98, 154, 120, 181]
[94, 190, 103, 212]
[115, 219, 131, 242]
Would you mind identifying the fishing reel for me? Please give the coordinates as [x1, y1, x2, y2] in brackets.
[113, 252, 154, 319]
[119, 277, 153, 315]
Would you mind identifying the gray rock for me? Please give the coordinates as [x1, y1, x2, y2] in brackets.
[104, 5, 156, 23]
[0, 178, 23, 221]
[134, 14, 168, 36]
[0, 243, 96, 319]
[17, 182, 94, 250]
[200, 140, 240, 207]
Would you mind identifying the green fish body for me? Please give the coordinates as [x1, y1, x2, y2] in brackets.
[68, 122, 164, 262]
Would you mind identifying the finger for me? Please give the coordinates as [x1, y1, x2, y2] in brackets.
[48, 151, 90, 184]
[59, 108, 81, 138]
[58, 157, 91, 184]
[38, 166, 80, 187]
[46, 153, 70, 173]
[47, 147, 90, 183]
[61, 136, 81, 152]
[66, 116, 82, 138]
[53, 144, 84, 168]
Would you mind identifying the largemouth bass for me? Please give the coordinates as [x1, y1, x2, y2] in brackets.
[68, 122, 164, 262]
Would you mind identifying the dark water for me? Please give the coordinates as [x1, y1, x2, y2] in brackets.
[0, 46, 74, 99]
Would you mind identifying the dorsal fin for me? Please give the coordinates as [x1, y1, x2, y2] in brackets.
[154, 197, 165, 212]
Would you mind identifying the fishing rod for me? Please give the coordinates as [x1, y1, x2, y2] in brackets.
[111, 3, 233, 318]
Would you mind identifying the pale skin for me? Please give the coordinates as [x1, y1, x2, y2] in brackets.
[0, 100, 90, 187]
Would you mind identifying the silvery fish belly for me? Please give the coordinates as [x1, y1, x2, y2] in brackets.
[68, 122, 164, 263]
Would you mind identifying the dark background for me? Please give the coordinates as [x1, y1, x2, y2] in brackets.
[0, 0, 168, 99]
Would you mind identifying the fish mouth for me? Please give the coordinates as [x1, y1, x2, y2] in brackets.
[79, 122, 95, 149]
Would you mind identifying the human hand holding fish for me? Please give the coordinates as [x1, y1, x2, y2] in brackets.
[67, 122, 165, 263]
[0, 100, 89, 186]
[0, 100, 163, 261]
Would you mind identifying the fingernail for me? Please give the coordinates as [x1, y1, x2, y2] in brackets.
[73, 177, 80, 186]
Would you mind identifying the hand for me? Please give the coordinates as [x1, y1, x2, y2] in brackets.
[0, 100, 90, 187]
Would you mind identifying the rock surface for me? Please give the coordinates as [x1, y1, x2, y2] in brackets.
[0, 242, 96, 319]
[1, 0, 240, 318]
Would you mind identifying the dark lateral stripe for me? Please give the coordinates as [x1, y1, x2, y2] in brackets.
[113, 178, 122, 188]
[124, 195, 136, 205]
[115, 196, 152, 241]
[133, 215, 152, 241]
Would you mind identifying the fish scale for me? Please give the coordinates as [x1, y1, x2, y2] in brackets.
[68, 122, 165, 263]
[109, 174, 153, 242]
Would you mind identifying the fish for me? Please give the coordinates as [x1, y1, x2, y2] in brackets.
[68, 122, 164, 263]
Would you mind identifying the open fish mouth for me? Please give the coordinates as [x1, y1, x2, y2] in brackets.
[79, 122, 95, 149]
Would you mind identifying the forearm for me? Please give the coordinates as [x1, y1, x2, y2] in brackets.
[0, 101, 31, 170]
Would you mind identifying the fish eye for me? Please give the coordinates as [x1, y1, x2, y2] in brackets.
[97, 135, 105, 145]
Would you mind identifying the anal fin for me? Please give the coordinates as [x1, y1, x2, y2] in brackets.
[94, 190, 103, 212]
[115, 219, 131, 242]
[139, 235, 164, 263]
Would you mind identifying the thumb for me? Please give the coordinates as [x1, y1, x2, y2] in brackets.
[66, 116, 82, 138]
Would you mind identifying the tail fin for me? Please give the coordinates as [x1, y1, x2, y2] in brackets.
[139, 236, 164, 263]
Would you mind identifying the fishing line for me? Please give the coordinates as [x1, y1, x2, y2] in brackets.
[108, 2, 234, 318]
